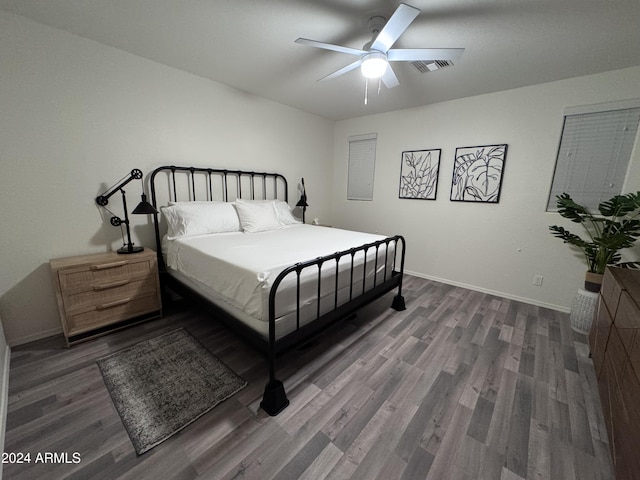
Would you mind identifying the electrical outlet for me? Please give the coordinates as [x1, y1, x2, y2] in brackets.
[533, 275, 544, 287]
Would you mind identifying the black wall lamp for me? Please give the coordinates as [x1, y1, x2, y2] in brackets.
[296, 178, 309, 223]
[96, 168, 158, 254]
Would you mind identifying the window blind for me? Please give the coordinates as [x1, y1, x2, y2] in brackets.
[348, 133, 377, 201]
[547, 101, 640, 211]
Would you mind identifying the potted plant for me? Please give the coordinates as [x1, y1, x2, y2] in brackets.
[549, 192, 640, 292]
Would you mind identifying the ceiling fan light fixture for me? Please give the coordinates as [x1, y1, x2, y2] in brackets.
[361, 52, 388, 79]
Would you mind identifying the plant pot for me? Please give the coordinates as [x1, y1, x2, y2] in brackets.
[570, 288, 599, 334]
[584, 272, 604, 293]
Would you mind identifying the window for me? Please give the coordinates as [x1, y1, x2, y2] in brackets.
[547, 99, 640, 211]
[348, 133, 377, 201]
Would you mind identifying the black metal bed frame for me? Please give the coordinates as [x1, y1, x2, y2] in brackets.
[149, 165, 406, 415]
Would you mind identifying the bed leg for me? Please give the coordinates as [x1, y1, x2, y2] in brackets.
[391, 294, 406, 311]
[260, 380, 289, 416]
[391, 276, 406, 311]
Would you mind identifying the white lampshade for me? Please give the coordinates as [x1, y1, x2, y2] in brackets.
[361, 52, 388, 79]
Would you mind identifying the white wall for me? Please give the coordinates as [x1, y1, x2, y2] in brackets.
[332, 66, 640, 311]
[0, 12, 334, 346]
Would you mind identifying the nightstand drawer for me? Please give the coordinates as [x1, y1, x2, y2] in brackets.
[65, 293, 161, 336]
[58, 259, 153, 293]
[62, 277, 157, 313]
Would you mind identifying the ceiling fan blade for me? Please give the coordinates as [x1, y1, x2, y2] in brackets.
[295, 38, 366, 56]
[370, 3, 420, 53]
[381, 65, 400, 89]
[319, 59, 363, 82]
[387, 48, 465, 62]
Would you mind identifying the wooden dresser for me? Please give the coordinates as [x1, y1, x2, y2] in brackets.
[589, 267, 640, 479]
[50, 249, 162, 345]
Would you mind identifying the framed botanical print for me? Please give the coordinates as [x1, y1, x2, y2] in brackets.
[399, 149, 441, 200]
[450, 144, 507, 203]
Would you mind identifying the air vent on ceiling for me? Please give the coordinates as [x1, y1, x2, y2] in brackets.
[411, 60, 453, 73]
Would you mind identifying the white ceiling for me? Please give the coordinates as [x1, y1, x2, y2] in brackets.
[2, 0, 640, 121]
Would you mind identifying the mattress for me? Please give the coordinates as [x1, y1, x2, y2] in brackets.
[164, 224, 396, 339]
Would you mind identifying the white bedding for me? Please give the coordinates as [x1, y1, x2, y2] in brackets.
[164, 224, 396, 339]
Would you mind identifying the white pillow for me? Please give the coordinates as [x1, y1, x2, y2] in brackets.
[162, 202, 241, 239]
[273, 200, 301, 225]
[168, 200, 218, 206]
[234, 199, 283, 233]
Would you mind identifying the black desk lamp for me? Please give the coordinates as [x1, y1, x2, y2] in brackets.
[96, 168, 158, 254]
[296, 178, 309, 224]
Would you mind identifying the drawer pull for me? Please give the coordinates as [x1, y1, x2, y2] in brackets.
[96, 297, 131, 310]
[93, 279, 131, 291]
[90, 261, 128, 271]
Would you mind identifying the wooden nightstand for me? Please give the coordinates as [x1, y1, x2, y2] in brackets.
[50, 249, 162, 346]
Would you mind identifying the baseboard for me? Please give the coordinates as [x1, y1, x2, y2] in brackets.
[405, 270, 571, 314]
[0, 343, 10, 480]
[8, 326, 62, 348]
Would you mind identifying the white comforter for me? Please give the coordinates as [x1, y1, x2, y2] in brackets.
[165, 224, 394, 335]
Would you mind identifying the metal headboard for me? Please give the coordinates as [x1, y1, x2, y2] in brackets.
[149, 165, 289, 271]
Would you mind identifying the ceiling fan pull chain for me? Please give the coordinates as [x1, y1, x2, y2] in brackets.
[364, 78, 369, 105]
[377, 78, 382, 96]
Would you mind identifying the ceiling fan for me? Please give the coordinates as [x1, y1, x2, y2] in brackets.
[295, 3, 464, 90]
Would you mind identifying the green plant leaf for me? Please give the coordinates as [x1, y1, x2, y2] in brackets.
[549, 225, 589, 247]
[598, 192, 640, 217]
[556, 193, 592, 223]
[550, 191, 640, 274]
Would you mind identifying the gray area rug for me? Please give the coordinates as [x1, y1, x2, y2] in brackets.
[97, 328, 247, 455]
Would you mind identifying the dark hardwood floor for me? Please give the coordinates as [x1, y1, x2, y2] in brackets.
[4, 276, 614, 479]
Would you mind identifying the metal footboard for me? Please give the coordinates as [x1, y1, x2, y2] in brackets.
[260, 235, 406, 415]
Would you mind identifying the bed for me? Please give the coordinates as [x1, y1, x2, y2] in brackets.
[150, 166, 406, 415]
